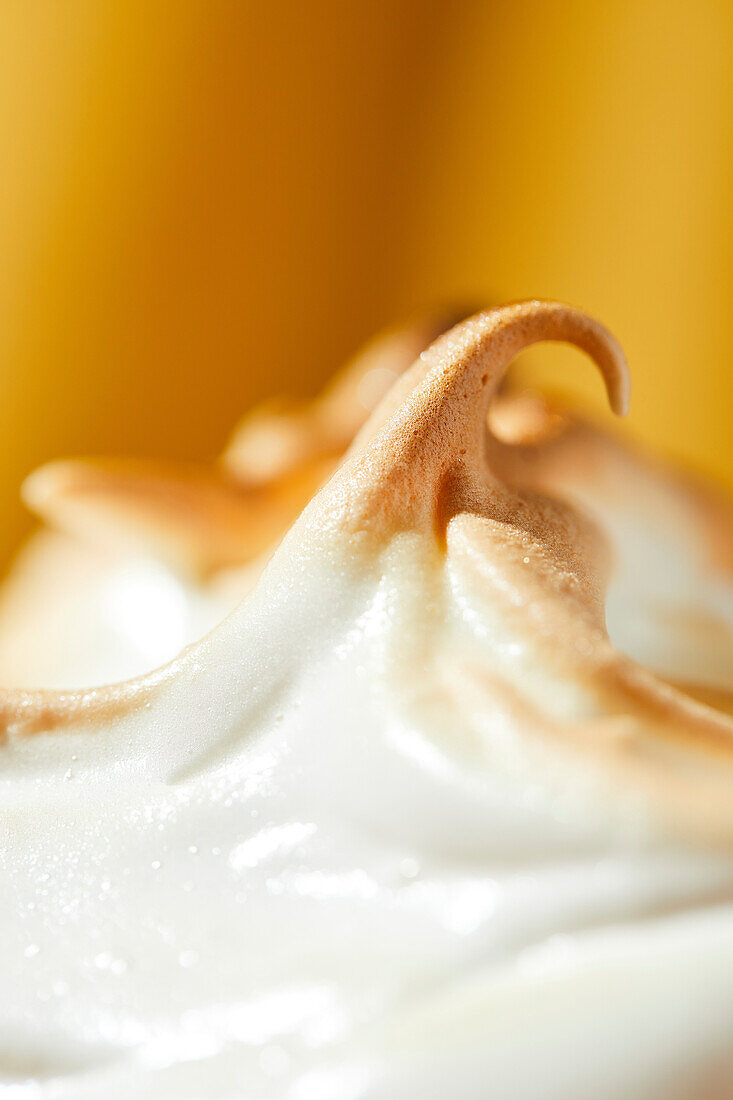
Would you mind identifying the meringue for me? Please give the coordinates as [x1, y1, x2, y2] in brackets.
[1, 301, 733, 1099]
[0, 311, 466, 688]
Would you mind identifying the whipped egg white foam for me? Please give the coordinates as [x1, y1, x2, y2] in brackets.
[2, 302, 733, 1100]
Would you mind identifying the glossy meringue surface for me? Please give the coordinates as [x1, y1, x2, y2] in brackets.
[2, 302, 733, 1099]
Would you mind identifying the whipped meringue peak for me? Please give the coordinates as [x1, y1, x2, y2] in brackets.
[3, 300, 733, 1100]
[0, 309, 472, 690]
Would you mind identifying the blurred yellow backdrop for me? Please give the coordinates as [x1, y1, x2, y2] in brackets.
[0, 0, 731, 564]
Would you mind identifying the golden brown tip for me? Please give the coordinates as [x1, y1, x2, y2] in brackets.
[453, 300, 631, 418]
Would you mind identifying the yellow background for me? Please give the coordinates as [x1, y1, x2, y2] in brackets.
[0, 1, 731, 563]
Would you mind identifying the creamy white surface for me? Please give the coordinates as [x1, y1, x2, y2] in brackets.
[0, 532, 234, 689]
[559, 475, 733, 690]
[2, 533, 733, 1100]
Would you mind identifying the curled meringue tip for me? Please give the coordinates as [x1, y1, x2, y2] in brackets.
[346, 300, 632, 524]
[453, 300, 631, 418]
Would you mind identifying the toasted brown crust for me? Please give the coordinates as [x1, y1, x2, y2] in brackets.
[22, 455, 331, 577]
